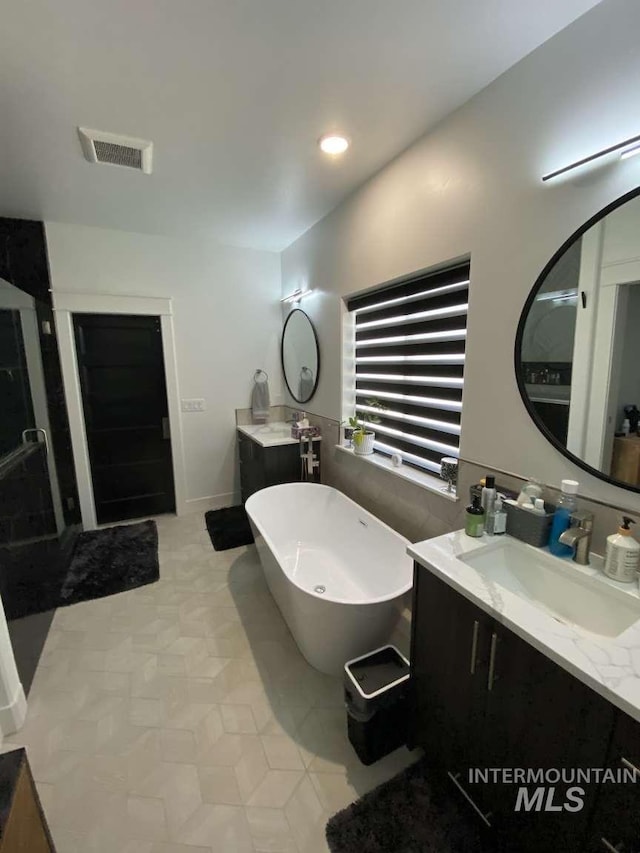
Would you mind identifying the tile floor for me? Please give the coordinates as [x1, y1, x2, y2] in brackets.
[4, 511, 416, 852]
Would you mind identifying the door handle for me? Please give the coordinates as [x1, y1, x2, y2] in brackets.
[487, 632, 498, 691]
[469, 620, 479, 675]
[162, 417, 170, 440]
[22, 428, 49, 457]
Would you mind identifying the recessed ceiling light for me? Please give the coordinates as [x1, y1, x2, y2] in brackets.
[319, 134, 350, 155]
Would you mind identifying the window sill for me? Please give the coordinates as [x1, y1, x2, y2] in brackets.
[334, 444, 459, 502]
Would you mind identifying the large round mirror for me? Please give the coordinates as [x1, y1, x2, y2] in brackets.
[516, 187, 640, 492]
[281, 309, 320, 404]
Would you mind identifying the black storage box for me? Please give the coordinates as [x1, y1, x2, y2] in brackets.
[344, 645, 410, 766]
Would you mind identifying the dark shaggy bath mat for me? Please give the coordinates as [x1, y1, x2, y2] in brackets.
[1, 520, 159, 620]
[205, 506, 254, 551]
[326, 759, 489, 853]
[59, 520, 159, 606]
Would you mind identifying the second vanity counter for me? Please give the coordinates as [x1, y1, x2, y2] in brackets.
[409, 531, 640, 723]
[237, 421, 322, 448]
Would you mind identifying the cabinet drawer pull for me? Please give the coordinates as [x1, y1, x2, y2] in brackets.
[487, 632, 498, 691]
[601, 838, 624, 852]
[447, 772, 492, 827]
[470, 620, 480, 675]
[621, 756, 640, 777]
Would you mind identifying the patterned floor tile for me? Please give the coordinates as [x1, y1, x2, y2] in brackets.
[7, 511, 417, 852]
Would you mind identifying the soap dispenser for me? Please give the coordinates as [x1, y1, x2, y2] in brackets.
[465, 496, 485, 538]
[604, 517, 640, 583]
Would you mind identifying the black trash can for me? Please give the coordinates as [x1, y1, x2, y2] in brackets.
[344, 645, 410, 766]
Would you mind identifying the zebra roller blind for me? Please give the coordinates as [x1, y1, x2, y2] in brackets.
[346, 262, 469, 475]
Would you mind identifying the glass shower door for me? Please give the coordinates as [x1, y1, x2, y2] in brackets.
[0, 291, 63, 691]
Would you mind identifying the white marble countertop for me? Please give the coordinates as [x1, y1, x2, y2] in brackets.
[409, 531, 640, 723]
[237, 421, 322, 448]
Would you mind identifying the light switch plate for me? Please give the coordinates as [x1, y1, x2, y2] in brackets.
[181, 398, 206, 412]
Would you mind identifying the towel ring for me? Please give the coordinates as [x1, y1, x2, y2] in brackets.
[254, 369, 268, 381]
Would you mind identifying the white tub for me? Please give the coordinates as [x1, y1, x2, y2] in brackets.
[245, 482, 412, 676]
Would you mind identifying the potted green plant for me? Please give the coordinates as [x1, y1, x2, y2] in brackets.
[347, 399, 385, 456]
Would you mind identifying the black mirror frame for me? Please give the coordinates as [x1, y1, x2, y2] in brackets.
[281, 308, 321, 404]
[514, 185, 640, 494]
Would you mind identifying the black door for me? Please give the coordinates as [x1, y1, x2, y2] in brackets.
[73, 314, 175, 524]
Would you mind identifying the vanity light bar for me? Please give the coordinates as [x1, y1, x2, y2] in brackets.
[356, 373, 464, 388]
[620, 142, 640, 161]
[280, 288, 314, 304]
[356, 328, 467, 348]
[356, 403, 460, 436]
[356, 353, 465, 365]
[542, 132, 640, 181]
[359, 419, 459, 456]
[374, 441, 442, 474]
[356, 303, 468, 331]
[356, 388, 463, 411]
[353, 280, 469, 316]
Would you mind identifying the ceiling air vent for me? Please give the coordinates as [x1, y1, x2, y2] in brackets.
[77, 127, 153, 174]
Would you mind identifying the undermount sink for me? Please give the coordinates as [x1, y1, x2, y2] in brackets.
[459, 540, 640, 639]
[255, 423, 291, 435]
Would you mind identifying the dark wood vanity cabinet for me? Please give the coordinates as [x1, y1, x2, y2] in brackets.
[238, 433, 319, 502]
[410, 565, 622, 852]
[584, 711, 640, 853]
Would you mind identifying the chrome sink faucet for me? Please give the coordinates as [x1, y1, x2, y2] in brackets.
[558, 510, 594, 565]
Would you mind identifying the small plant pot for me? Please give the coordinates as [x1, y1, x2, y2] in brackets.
[353, 430, 375, 456]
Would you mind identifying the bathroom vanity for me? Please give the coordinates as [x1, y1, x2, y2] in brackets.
[409, 532, 640, 852]
[237, 422, 321, 502]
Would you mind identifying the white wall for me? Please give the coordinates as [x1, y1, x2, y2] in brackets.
[45, 222, 282, 510]
[281, 0, 640, 513]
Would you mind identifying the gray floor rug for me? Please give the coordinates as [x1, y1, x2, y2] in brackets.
[205, 506, 254, 551]
[2, 520, 160, 620]
[326, 759, 490, 853]
[60, 520, 159, 606]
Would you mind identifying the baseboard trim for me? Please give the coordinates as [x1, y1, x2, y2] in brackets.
[184, 493, 239, 514]
[0, 683, 27, 736]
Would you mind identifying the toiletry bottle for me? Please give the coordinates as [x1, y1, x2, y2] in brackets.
[486, 495, 507, 536]
[548, 479, 579, 557]
[531, 498, 546, 516]
[465, 496, 485, 538]
[481, 475, 497, 517]
[622, 418, 631, 436]
[604, 517, 640, 583]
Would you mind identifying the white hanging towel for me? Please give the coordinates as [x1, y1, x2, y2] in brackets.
[251, 370, 270, 422]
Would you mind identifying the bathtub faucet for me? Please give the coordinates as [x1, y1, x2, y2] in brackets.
[299, 436, 319, 481]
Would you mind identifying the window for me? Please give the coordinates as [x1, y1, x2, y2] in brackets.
[345, 262, 469, 476]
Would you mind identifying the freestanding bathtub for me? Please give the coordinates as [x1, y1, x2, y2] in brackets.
[245, 482, 412, 676]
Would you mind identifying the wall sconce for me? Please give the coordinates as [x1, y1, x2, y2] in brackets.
[542, 132, 640, 182]
[280, 288, 314, 305]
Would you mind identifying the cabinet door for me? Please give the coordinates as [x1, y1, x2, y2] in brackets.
[238, 435, 265, 502]
[479, 627, 615, 852]
[409, 566, 493, 771]
[263, 444, 300, 487]
[585, 711, 640, 853]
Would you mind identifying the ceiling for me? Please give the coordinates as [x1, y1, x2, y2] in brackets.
[0, 0, 602, 252]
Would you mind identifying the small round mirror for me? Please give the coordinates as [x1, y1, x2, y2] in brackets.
[281, 309, 320, 404]
[515, 187, 640, 492]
